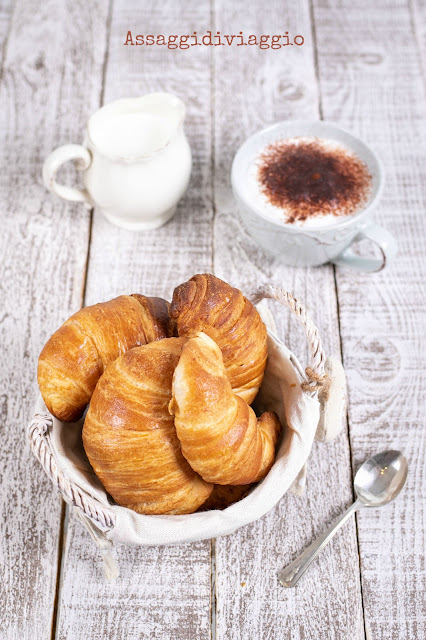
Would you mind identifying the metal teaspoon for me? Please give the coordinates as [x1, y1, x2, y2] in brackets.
[278, 449, 408, 588]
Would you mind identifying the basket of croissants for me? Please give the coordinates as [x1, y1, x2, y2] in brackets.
[29, 273, 345, 562]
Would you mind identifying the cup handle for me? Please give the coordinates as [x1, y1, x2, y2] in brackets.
[42, 144, 92, 206]
[331, 222, 397, 272]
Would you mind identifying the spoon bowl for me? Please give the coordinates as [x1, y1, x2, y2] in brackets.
[354, 450, 408, 507]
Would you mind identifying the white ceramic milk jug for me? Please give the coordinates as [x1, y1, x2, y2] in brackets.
[43, 93, 192, 230]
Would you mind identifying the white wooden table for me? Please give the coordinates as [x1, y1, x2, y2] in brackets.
[1, 1, 425, 638]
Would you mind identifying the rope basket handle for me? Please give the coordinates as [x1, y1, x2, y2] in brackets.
[28, 411, 115, 531]
[249, 284, 330, 395]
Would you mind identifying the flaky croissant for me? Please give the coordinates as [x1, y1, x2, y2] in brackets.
[170, 273, 267, 405]
[82, 338, 213, 515]
[169, 332, 281, 485]
[38, 294, 173, 422]
[198, 483, 255, 511]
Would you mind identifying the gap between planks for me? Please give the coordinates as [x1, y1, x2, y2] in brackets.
[210, 538, 217, 640]
[210, 2, 217, 639]
[210, 0, 217, 276]
[51, 500, 67, 640]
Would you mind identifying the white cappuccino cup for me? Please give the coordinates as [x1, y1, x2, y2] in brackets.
[232, 121, 397, 272]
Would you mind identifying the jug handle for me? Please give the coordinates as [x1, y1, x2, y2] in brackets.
[42, 144, 92, 206]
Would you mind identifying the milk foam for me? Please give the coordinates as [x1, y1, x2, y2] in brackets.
[248, 136, 370, 228]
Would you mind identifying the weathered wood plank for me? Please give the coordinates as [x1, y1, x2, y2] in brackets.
[58, 520, 212, 640]
[312, 0, 426, 637]
[0, 1, 110, 638]
[55, 2, 214, 638]
[212, 1, 364, 638]
[411, 0, 426, 79]
[0, 0, 13, 55]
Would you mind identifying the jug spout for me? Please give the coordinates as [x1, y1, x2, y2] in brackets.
[87, 93, 187, 160]
[138, 92, 186, 129]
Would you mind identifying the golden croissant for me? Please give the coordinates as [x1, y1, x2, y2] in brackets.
[198, 483, 255, 511]
[169, 332, 281, 485]
[38, 294, 173, 422]
[170, 273, 267, 404]
[82, 338, 213, 515]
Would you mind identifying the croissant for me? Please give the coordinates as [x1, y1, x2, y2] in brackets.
[169, 332, 281, 485]
[38, 294, 173, 422]
[82, 337, 213, 515]
[170, 274, 267, 404]
[198, 484, 255, 511]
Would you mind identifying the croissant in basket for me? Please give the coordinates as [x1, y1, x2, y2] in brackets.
[83, 333, 281, 514]
[38, 294, 173, 422]
[169, 333, 281, 485]
[82, 338, 214, 515]
[170, 273, 268, 404]
[198, 484, 255, 511]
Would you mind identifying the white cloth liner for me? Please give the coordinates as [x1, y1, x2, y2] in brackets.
[43, 303, 323, 546]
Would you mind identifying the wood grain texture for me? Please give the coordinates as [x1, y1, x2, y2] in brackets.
[0, 0, 13, 58]
[212, 1, 364, 638]
[312, 0, 426, 638]
[411, 0, 426, 83]
[58, 514, 212, 640]
[0, 1, 110, 638]
[55, 1, 214, 638]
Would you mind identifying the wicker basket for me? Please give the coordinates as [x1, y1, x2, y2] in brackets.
[28, 285, 345, 578]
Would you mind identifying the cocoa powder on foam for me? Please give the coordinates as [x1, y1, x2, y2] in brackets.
[257, 137, 372, 224]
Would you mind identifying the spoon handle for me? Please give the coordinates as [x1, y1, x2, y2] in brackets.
[278, 500, 360, 588]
